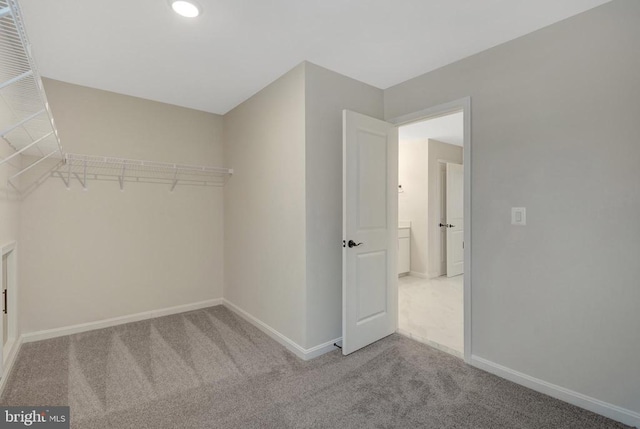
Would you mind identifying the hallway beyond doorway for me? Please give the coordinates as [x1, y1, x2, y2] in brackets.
[398, 275, 463, 358]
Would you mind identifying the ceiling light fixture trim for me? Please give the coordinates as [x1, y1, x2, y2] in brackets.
[170, 0, 201, 18]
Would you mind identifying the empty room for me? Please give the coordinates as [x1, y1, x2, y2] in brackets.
[0, 0, 638, 428]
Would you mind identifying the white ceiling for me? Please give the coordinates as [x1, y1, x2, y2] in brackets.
[399, 111, 463, 146]
[19, 0, 611, 114]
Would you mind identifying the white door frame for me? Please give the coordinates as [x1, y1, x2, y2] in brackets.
[437, 160, 448, 277]
[0, 241, 18, 373]
[388, 97, 472, 363]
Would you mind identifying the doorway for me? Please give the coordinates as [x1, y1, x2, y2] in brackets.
[341, 98, 471, 362]
[390, 98, 471, 362]
[396, 111, 465, 357]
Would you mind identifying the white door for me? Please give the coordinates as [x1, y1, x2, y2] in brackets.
[0, 253, 5, 374]
[439, 163, 447, 275]
[343, 110, 398, 355]
[446, 163, 464, 277]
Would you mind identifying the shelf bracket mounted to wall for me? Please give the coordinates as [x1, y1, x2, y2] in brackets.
[118, 163, 126, 191]
[170, 167, 179, 192]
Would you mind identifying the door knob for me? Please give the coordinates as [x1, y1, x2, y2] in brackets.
[348, 240, 363, 248]
[439, 223, 455, 228]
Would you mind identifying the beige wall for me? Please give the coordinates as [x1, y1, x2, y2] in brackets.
[223, 62, 383, 350]
[223, 63, 307, 346]
[19, 80, 224, 334]
[398, 138, 463, 278]
[0, 145, 21, 337]
[0, 146, 20, 249]
[427, 139, 462, 277]
[41, 79, 222, 163]
[385, 0, 640, 414]
[304, 62, 383, 348]
[398, 140, 428, 276]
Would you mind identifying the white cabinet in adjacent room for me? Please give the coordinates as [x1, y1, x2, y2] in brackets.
[398, 226, 410, 275]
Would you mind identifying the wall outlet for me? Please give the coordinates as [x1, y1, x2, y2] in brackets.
[511, 207, 526, 226]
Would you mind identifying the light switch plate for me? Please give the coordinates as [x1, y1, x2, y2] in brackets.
[511, 207, 526, 225]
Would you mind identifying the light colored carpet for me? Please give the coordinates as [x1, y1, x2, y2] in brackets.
[1, 306, 630, 428]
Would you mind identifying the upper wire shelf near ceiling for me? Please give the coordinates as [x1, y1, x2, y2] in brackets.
[0, 0, 63, 171]
[53, 153, 233, 191]
[1, 2, 233, 193]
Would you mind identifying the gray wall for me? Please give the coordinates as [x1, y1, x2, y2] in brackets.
[20, 79, 225, 334]
[223, 63, 308, 346]
[304, 62, 383, 348]
[385, 0, 640, 414]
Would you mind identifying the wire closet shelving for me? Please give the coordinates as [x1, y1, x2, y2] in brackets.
[0, 0, 232, 192]
[56, 154, 233, 191]
[0, 0, 63, 171]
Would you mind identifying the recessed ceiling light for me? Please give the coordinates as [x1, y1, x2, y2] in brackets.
[171, 1, 201, 18]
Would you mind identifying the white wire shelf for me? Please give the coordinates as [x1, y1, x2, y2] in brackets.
[49, 153, 233, 191]
[1, 4, 231, 193]
[0, 0, 63, 170]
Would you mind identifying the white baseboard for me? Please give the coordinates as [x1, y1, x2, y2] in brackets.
[427, 270, 443, 279]
[17, 297, 338, 362]
[471, 355, 640, 428]
[21, 298, 223, 343]
[222, 299, 340, 361]
[0, 336, 23, 396]
[408, 271, 429, 279]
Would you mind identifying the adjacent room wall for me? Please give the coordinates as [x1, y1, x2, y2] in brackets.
[19, 79, 225, 334]
[304, 62, 383, 348]
[398, 139, 428, 276]
[385, 0, 640, 416]
[223, 63, 307, 347]
[427, 139, 462, 277]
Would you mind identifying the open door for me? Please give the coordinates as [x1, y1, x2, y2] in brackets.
[342, 110, 398, 355]
[0, 252, 5, 374]
[446, 162, 464, 277]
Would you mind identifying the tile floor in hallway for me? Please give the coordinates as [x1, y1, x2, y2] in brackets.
[398, 274, 464, 357]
